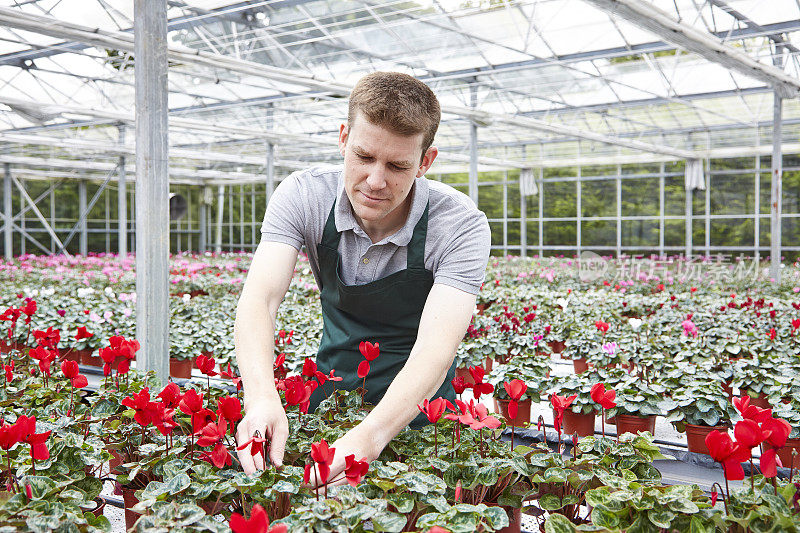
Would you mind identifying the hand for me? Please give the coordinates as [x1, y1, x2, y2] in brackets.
[235, 396, 288, 475]
[307, 423, 383, 492]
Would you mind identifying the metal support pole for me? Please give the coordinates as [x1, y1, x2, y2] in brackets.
[265, 142, 275, 205]
[576, 149, 581, 257]
[770, 91, 783, 281]
[199, 187, 207, 253]
[685, 188, 693, 259]
[538, 167, 544, 258]
[705, 159, 711, 258]
[755, 149, 760, 264]
[519, 146, 526, 258]
[118, 125, 127, 259]
[3, 163, 11, 260]
[134, 0, 170, 385]
[78, 178, 87, 256]
[659, 163, 665, 258]
[215, 185, 224, 253]
[468, 83, 479, 206]
[616, 164, 622, 258]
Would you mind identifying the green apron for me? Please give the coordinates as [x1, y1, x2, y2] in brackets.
[308, 200, 456, 428]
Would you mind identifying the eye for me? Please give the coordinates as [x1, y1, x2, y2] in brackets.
[356, 154, 372, 161]
[391, 164, 410, 171]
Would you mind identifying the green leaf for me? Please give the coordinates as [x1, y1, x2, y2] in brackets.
[387, 493, 414, 514]
[591, 507, 620, 529]
[539, 494, 565, 511]
[544, 513, 578, 533]
[165, 473, 191, 495]
[483, 506, 510, 530]
[647, 507, 676, 528]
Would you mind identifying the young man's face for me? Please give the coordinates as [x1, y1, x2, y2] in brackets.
[338, 112, 437, 235]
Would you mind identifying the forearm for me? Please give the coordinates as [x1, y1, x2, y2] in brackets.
[234, 293, 281, 408]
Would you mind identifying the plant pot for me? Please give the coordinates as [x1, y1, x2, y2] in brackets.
[454, 366, 475, 385]
[773, 438, 800, 470]
[170, 358, 193, 379]
[79, 349, 101, 367]
[497, 506, 522, 533]
[548, 340, 565, 354]
[122, 487, 140, 530]
[485, 357, 493, 373]
[616, 414, 657, 436]
[572, 357, 589, 374]
[495, 398, 531, 427]
[59, 348, 82, 363]
[604, 412, 616, 426]
[560, 409, 596, 438]
[685, 423, 729, 455]
[476, 302, 491, 315]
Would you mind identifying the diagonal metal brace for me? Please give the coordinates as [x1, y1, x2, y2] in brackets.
[11, 175, 71, 256]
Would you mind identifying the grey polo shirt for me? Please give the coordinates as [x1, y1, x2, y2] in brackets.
[260, 166, 490, 295]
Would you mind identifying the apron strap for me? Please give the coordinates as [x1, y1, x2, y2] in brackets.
[320, 201, 339, 249]
[406, 202, 429, 270]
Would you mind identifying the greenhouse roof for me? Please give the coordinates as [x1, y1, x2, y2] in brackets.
[1, 0, 800, 184]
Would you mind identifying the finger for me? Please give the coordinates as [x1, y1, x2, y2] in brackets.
[237, 445, 256, 475]
[253, 448, 266, 471]
[269, 422, 289, 468]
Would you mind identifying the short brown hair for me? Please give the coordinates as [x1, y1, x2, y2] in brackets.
[348, 72, 441, 161]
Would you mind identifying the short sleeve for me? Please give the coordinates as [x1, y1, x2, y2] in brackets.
[260, 172, 306, 250]
[433, 211, 490, 295]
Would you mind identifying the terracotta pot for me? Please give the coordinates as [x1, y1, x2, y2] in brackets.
[497, 506, 522, 533]
[572, 357, 589, 374]
[170, 358, 193, 379]
[685, 423, 729, 455]
[495, 398, 531, 427]
[476, 302, 490, 315]
[485, 357, 494, 373]
[79, 349, 101, 367]
[773, 438, 800, 470]
[454, 366, 475, 385]
[548, 340, 565, 354]
[122, 487, 140, 530]
[560, 409, 596, 438]
[604, 412, 616, 426]
[59, 349, 82, 363]
[616, 414, 657, 436]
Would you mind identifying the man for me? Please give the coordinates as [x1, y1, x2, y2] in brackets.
[234, 72, 490, 481]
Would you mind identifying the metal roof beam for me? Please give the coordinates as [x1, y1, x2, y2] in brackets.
[583, 0, 800, 98]
[0, 6, 697, 158]
[0, 0, 316, 66]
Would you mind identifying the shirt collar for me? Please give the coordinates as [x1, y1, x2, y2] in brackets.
[335, 171, 430, 247]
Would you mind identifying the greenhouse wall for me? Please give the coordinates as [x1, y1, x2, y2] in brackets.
[2, 155, 799, 260]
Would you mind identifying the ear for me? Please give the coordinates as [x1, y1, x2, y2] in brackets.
[416, 146, 438, 178]
[338, 123, 349, 157]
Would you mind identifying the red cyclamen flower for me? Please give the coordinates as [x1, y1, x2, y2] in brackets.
[310, 439, 336, 486]
[196, 414, 231, 468]
[417, 397, 454, 424]
[590, 383, 617, 410]
[344, 455, 369, 487]
[594, 320, 609, 333]
[705, 430, 751, 480]
[229, 503, 287, 533]
[551, 393, 577, 434]
[504, 379, 528, 419]
[195, 354, 218, 377]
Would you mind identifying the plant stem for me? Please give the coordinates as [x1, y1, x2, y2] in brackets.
[434, 422, 438, 457]
[601, 407, 605, 439]
[749, 458, 755, 491]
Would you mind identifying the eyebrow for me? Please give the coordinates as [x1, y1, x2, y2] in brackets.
[352, 146, 414, 168]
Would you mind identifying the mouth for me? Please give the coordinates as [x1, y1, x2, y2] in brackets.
[360, 191, 388, 202]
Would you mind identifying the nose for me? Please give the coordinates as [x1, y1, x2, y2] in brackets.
[364, 165, 388, 191]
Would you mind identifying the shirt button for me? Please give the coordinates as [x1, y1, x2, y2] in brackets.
[363, 257, 370, 264]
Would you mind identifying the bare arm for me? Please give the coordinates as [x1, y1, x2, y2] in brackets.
[317, 283, 475, 483]
[234, 240, 298, 473]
